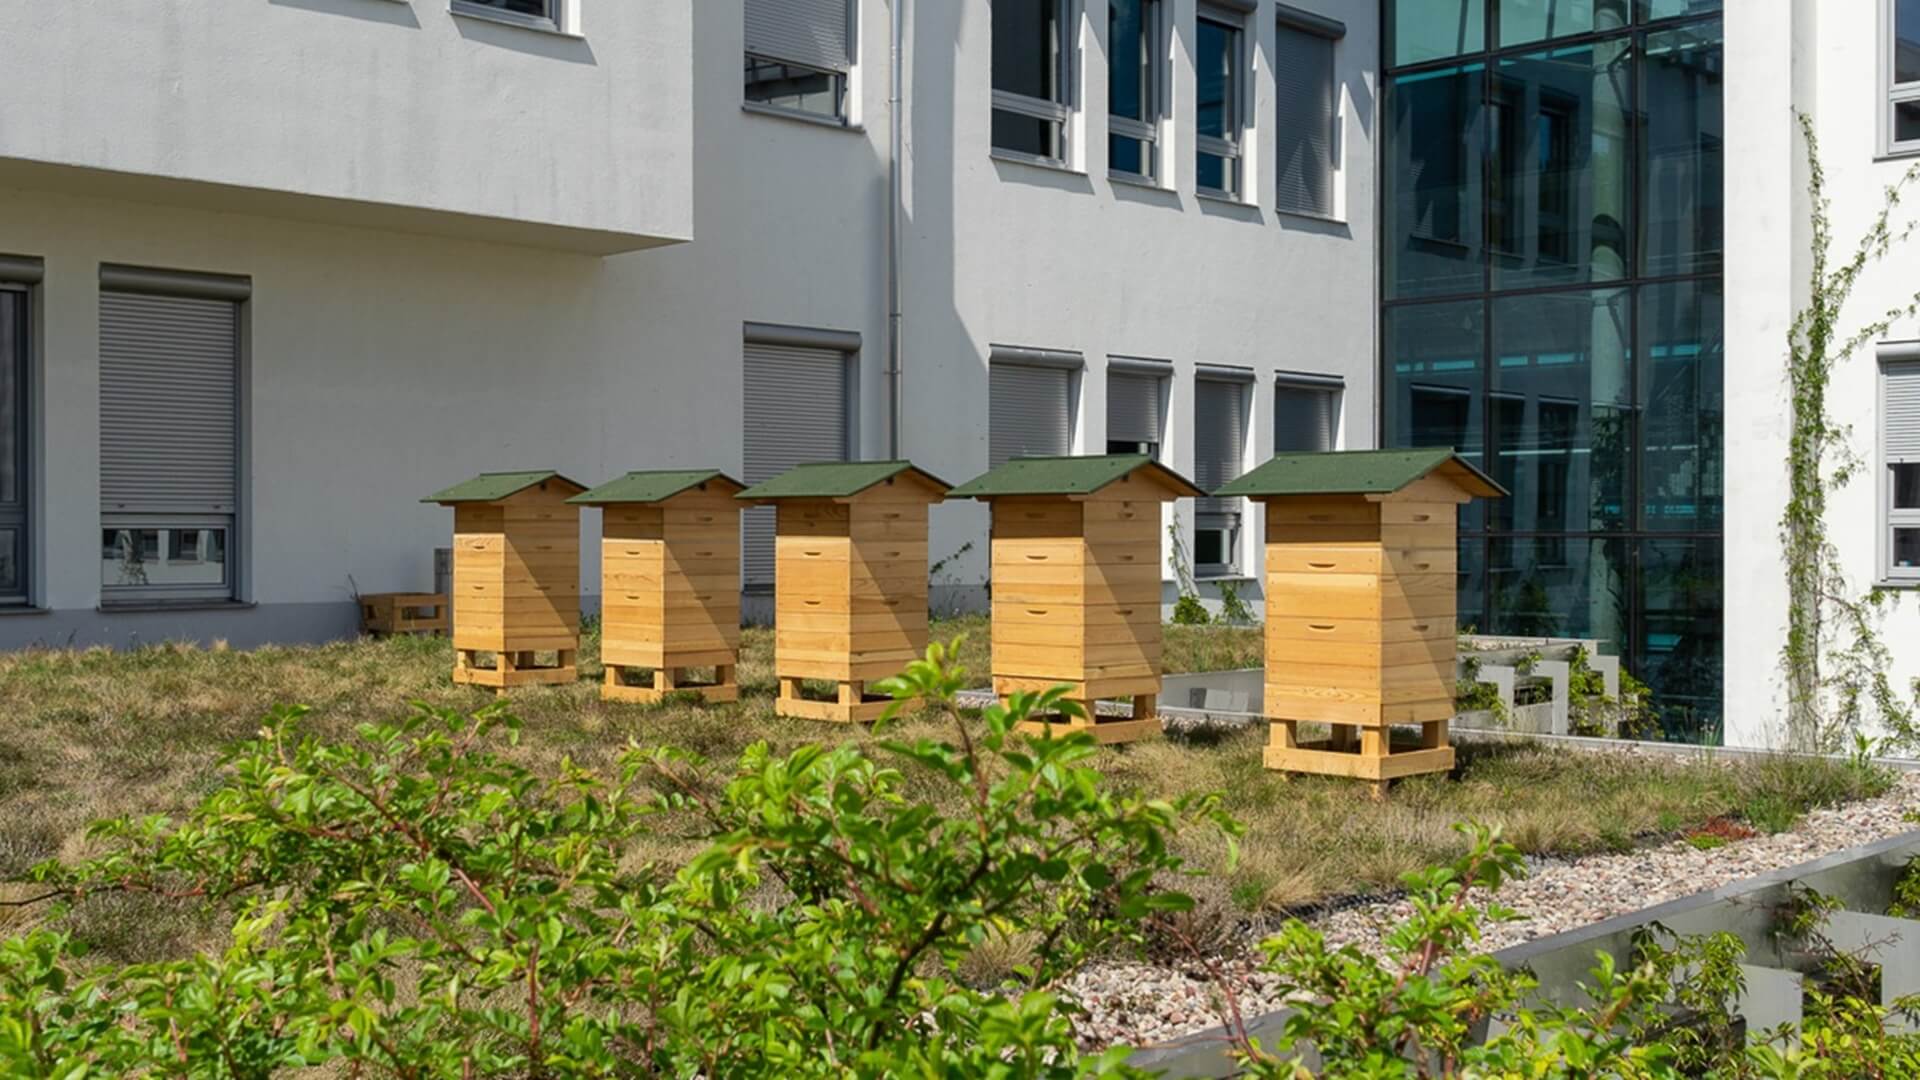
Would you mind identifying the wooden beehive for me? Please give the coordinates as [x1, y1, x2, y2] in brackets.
[425, 471, 587, 690]
[359, 593, 449, 638]
[1215, 449, 1504, 797]
[738, 461, 949, 723]
[569, 470, 746, 704]
[950, 455, 1202, 743]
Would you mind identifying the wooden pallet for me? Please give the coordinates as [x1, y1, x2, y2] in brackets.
[454, 649, 577, 690]
[604, 663, 739, 705]
[776, 677, 896, 724]
[1263, 718, 1456, 799]
[360, 593, 449, 637]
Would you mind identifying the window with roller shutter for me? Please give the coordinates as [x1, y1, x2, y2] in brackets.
[743, 336, 852, 589]
[1885, 357, 1920, 582]
[1107, 365, 1168, 458]
[989, 361, 1075, 469]
[1274, 377, 1341, 453]
[1274, 6, 1344, 218]
[745, 0, 854, 122]
[1193, 373, 1249, 576]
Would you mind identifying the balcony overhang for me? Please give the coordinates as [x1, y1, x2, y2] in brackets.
[0, 157, 687, 257]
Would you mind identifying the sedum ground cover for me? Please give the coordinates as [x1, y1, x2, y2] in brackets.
[0, 615, 1889, 970]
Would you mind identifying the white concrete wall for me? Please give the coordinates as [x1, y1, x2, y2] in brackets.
[0, 0, 1377, 647]
[1724, 0, 1920, 748]
[0, 0, 694, 252]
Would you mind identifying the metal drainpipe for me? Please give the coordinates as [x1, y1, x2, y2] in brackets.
[885, 0, 906, 460]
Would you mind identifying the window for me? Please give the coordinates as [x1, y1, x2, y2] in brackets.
[1273, 377, 1339, 453]
[98, 267, 247, 605]
[993, 0, 1074, 163]
[1193, 373, 1249, 576]
[450, 0, 560, 32]
[1886, 358, 1920, 583]
[1109, 0, 1164, 180]
[0, 264, 31, 606]
[1891, 1, 1920, 154]
[1195, 5, 1247, 198]
[745, 0, 853, 122]
[1107, 362, 1168, 457]
[990, 350, 1078, 467]
[1274, 8, 1343, 218]
[742, 326, 856, 588]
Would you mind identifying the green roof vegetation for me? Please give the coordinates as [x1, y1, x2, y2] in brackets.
[948, 455, 1203, 498]
[423, 471, 585, 504]
[1211, 449, 1506, 499]
[567, 470, 743, 506]
[736, 461, 950, 501]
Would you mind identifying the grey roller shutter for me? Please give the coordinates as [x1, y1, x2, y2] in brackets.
[990, 363, 1073, 468]
[1273, 384, 1336, 453]
[1194, 378, 1246, 512]
[99, 291, 238, 516]
[1274, 25, 1336, 218]
[743, 341, 848, 586]
[1108, 371, 1166, 449]
[1889, 361, 1920, 462]
[745, 0, 851, 72]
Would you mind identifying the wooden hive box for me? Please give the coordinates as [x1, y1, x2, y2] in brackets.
[950, 455, 1202, 744]
[569, 470, 746, 704]
[424, 471, 587, 690]
[737, 461, 950, 723]
[1215, 449, 1504, 796]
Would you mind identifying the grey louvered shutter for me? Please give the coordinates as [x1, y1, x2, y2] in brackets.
[99, 291, 238, 516]
[745, 0, 851, 72]
[743, 341, 848, 586]
[1108, 371, 1166, 450]
[1889, 361, 1920, 462]
[990, 363, 1073, 468]
[1194, 379, 1245, 512]
[1273, 385, 1336, 452]
[1274, 25, 1336, 218]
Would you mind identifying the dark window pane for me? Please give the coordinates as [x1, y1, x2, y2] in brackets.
[1384, 64, 1486, 298]
[1638, 281, 1723, 531]
[1385, 301, 1487, 529]
[994, 0, 1060, 100]
[0, 292, 17, 508]
[1490, 289, 1632, 533]
[1638, 538, 1723, 742]
[1637, 0, 1719, 21]
[1197, 152, 1232, 193]
[1110, 0, 1150, 121]
[744, 57, 844, 119]
[1640, 21, 1723, 277]
[0, 528, 15, 596]
[1490, 41, 1632, 289]
[463, 0, 549, 16]
[1111, 136, 1147, 175]
[992, 111, 1058, 157]
[1486, 537, 1629, 654]
[1500, 0, 1618, 47]
[1391, 0, 1484, 66]
[1194, 528, 1226, 567]
[1456, 536, 1488, 632]
[1273, 387, 1337, 452]
[1897, 101, 1920, 145]
[1897, 464, 1920, 510]
[1895, 528, 1920, 569]
[1195, 17, 1239, 141]
[1900, 0, 1920, 84]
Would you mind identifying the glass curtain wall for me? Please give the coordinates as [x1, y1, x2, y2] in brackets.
[1381, 0, 1723, 740]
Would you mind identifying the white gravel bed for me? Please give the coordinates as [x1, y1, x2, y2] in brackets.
[1060, 770, 1920, 1052]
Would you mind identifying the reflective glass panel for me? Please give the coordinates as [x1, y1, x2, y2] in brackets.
[101, 528, 227, 589]
[1385, 301, 1487, 529]
[1640, 21, 1723, 277]
[1456, 536, 1489, 632]
[744, 57, 844, 119]
[1900, 0, 1920, 85]
[1640, 281, 1723, 531]
[1392, 0, 1484, 66]
[1384, 64, 1486, 298]
[0, 528, 16, 597]
[1490, 41, 1632, 289]
[1499, 0, 1619, 47]
[1897, 463, 1920, 510]
[1638, 538, 1723, 742]
[1111, 0, 1150, 122]
[1637, 0, 1718, 21]
[1490, 289, 1631, 533]
[1897, 102, 1920, 146]
[462, 0, 550, 16]
[1196, 14, 1241, 194]
[993, 112, 1060, 158]
[1896, 528, 1920, 570]
[1486, 537, 1629, 654]
[994, 0, 1060, 100]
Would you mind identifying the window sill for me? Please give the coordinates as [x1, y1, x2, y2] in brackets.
[1108, 171, 1170, 192]
[1877, 578, 1920, 590]
[98, 600, 256, 615]
[1275, 206, 1346, 227]
[448, 4, 581, 38]
[990, 149, 1086, 176]
[742, 101, 863, 133]
[0, 604, 49, 617]
[1196, 190, 1257, 210]
[1194, 573, 1255, 584]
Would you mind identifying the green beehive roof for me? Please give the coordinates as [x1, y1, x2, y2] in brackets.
[948, 454, 1203, 498]
[1211, 449, 1505, 499]
[567, 470, 744, 506]
[423, 471, 586, 504]
[736, 460, 950, 501]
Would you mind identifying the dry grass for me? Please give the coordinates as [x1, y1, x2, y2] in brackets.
[0, 617, 1890, 964]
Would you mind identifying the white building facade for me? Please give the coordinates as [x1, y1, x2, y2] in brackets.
[0, 1, 1376, 649]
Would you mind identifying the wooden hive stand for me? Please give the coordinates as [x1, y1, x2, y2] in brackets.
[1217, 449, 1505, 798]
[738, 461, 950, 724]
[950, 455, 1202, 744]
[359, 592, 449, 638]
[424, 471, 587, 691]
[569, 469, 745, 705]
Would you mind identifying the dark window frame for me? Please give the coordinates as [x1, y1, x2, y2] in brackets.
[0, 282, 27, 606]
[992, 0, 1077, 166]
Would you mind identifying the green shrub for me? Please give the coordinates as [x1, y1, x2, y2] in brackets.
[1170, 594, 1211, 626]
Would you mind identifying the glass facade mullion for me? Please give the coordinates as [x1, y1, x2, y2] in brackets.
[1382, 1, 1723, 742]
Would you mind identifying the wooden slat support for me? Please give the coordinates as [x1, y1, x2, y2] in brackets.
[602, 662, 740, 705]
[452, 647, 578, 692]
[777, 675, 894, 724]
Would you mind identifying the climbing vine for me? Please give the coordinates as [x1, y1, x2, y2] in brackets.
[1780, 114, 1920, 752]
